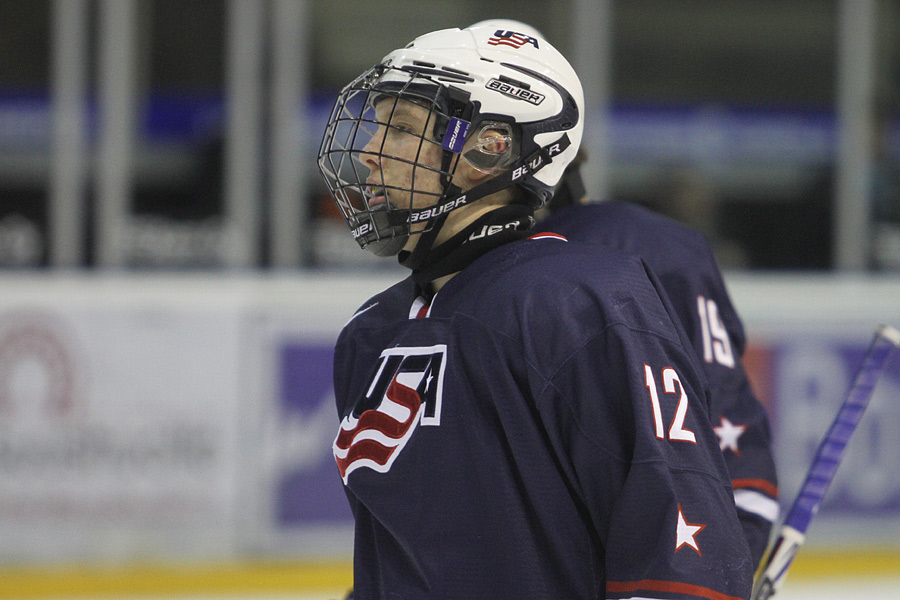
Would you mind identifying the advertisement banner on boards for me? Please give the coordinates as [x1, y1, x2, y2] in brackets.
[0, 305, 243, 563]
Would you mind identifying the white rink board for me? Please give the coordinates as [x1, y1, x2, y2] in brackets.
[0, 272, 392, 565]
[0, 271, 897, 566]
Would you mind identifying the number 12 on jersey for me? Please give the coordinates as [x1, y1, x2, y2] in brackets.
[644, 365, 697, 443]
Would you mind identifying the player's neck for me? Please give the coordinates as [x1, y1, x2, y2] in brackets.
[408, 201, 534, 299]
[431, 272, 457, 294]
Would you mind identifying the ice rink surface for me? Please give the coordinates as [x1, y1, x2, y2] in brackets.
[231, 579, 900, 600]
[5, 557, 898, 599]
[776, 577, 900, 600]
[55, 577, 896, 600]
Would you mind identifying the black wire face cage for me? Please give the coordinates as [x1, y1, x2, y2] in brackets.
[317, 64, 465, 256]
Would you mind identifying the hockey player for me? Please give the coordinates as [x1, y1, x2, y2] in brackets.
[318, 24, 753, 600]
[475, 18, 779, 570]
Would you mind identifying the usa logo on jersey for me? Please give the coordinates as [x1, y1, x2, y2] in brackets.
[333, 345, 447, 483]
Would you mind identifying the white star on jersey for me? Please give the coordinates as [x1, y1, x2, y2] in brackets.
[675, 504, 706, 555]
[713, 416, 747, 454]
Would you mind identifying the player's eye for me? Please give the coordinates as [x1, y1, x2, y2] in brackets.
[390, 123, 416, 135]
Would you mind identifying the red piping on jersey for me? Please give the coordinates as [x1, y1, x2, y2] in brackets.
[732, 478, 778, 498]
[607, 579, 745, 600]
[527, 232, 568, 241]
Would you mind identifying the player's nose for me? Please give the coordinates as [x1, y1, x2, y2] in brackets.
[359, 129, 385, 169]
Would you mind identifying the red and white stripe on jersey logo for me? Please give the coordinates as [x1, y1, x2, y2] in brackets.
[333, 344, 447, 483]
[334, 376, 422, 482]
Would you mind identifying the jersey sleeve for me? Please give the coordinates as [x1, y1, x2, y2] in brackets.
[538, 323, 754, 600]
[666, 242, 779, 567]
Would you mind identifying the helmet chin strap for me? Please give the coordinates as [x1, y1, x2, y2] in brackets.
[397, 203, 454, 271]
[403, 203, 535, 299]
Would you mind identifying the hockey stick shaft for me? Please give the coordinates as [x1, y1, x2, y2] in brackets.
[751, 324, 900, 600]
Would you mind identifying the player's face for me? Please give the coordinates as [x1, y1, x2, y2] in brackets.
[358, 97, 496, 251]
[359, 98, 447, 233]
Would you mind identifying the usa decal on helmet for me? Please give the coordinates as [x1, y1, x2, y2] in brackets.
[487, 30, 540, 49]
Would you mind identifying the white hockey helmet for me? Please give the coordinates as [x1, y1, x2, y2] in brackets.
[317, 25, 584, 256]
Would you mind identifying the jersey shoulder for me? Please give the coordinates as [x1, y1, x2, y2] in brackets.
[442, 236, 683, 348]
[541, 201, 746, 349]
[542, 201, 712, 265]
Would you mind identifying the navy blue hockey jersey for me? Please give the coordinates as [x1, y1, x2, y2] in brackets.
[332, 235, 753, 600]
[540, 201, 778, 566]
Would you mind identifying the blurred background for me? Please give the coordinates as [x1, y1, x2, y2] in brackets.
[0, 1, 899, 598]
[0, 0, 898, 271]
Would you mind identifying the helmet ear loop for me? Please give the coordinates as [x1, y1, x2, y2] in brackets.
[461, 123, 516, 175]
